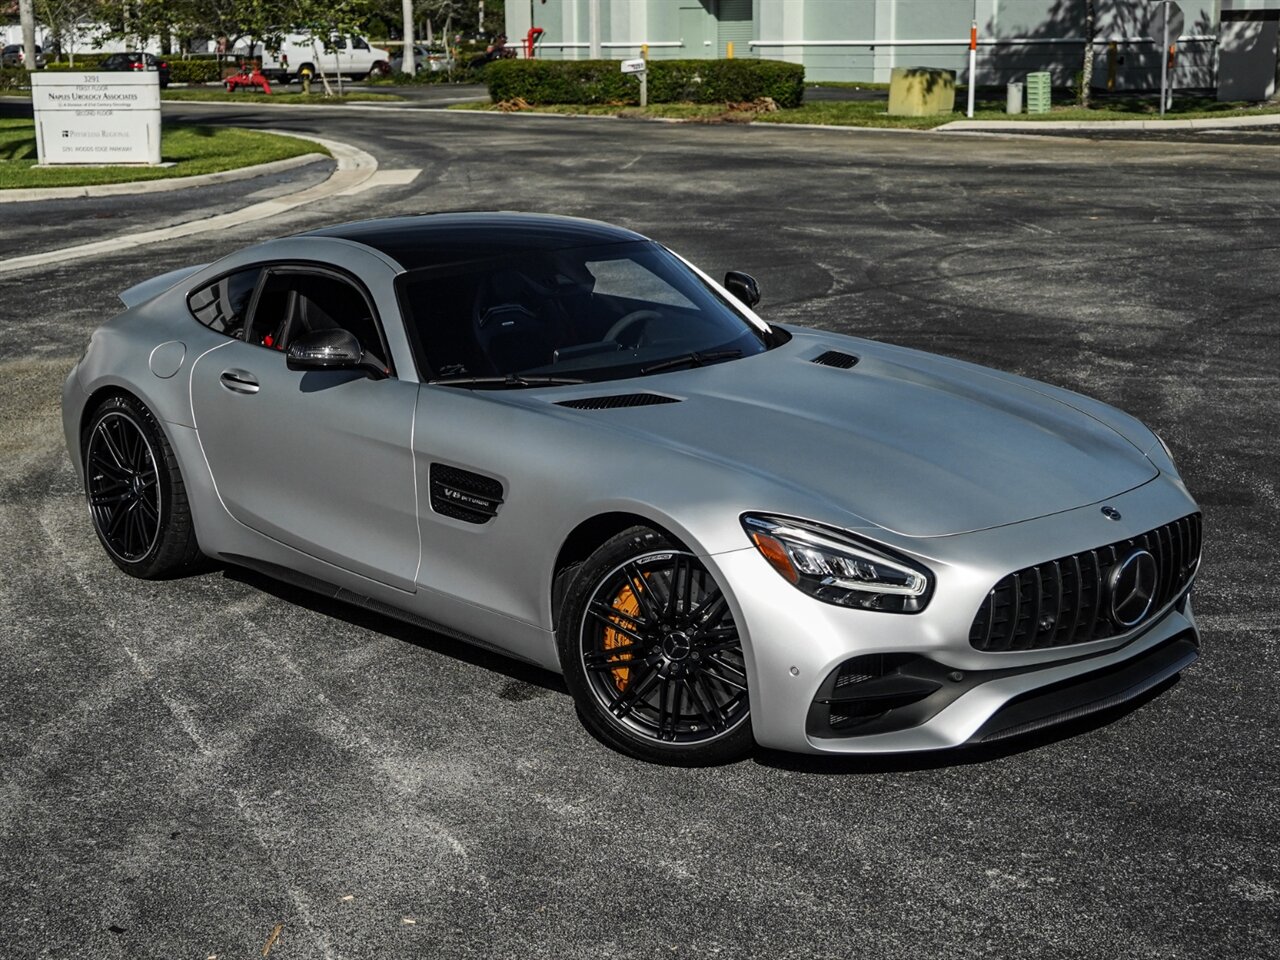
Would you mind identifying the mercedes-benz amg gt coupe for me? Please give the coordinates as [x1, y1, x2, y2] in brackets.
[63, 213, 1202, 765]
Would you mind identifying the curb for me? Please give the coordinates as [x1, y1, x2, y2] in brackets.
[0, 133, 379, 276]
[938, 113, 1280, 132]
[0, 152, 328, 203]
[412, 105, 1280, 136]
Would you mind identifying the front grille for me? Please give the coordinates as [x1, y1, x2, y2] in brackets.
[556, 393, 680, 410]
[969, 513, 1201, 652]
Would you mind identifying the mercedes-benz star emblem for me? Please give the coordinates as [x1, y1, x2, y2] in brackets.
[1108, 549, 1158, 628]
[1101, 505, 1122, 521]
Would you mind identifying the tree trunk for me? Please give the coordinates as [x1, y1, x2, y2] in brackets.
[1080, 0, 1096, 108]
[18, 0, 36, 73]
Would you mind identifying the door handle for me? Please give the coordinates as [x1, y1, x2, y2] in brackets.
[219, 369, 260, 395]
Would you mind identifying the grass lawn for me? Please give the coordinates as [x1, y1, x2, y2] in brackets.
[0, 120, 328, 189]
[452, 92, 1280, 129]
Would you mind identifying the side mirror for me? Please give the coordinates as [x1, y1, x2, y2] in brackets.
[286, 329, 385, 379]
[724, 271, 761, 308]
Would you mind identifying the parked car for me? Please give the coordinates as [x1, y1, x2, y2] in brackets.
[99, 52, 170, 88]
[388, 45, 455, 74]
[1, 43, 47, 69]
[245, 34, 391, 83]
[62, 213, 1202, 766]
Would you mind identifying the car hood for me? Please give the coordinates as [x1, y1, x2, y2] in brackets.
[544, 334, 1159, 538]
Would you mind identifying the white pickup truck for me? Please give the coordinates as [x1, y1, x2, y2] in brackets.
[247, 34, 392, 82]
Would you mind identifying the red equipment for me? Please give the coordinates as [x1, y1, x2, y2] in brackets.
[225, 60, 272, 94]
[523, 27, 544, 59]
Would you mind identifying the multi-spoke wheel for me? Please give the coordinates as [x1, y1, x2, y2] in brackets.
[558, 526, 753, 765]
[82, 395, 201, 578]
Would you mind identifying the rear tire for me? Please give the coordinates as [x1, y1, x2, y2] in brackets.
[557, 526, 753, 766]
[82, 395, 202, 579]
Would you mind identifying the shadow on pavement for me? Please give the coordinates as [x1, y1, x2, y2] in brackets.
[220, 563, 568, 695]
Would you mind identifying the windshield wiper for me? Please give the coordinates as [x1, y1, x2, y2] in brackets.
[428, 374, 588, 389]
[640, 350, 743, 375]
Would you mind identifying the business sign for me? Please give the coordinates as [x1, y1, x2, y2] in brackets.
[31, 72, 162, 165]
[620, 58, 647, 75]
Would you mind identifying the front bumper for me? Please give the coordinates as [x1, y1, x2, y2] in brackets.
[705, 476, 1201, 755]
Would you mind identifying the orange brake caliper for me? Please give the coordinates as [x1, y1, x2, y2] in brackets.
[605, 581, 644, 692]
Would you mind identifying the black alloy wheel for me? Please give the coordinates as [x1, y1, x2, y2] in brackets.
[558, 527, 753, 765]
[83, 395, 202, 578]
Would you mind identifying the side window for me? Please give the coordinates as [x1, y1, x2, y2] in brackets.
[188, 268, 262, 339]
[246, 272, 295, 349]
[246, 270, 393, 373]
[352, 36, 369, 50]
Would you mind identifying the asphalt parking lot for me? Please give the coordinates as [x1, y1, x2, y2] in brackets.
[1, 103, 1278, 959]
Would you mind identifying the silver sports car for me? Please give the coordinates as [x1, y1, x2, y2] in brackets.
[63, 213, 1202, 765]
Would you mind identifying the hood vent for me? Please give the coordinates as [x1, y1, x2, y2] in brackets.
[556, 393, 681, 410]
[812, 350, 859, 369]
[430, 463, 504, 524]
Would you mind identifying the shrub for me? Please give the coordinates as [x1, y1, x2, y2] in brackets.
[0, 66, 27, 90]
[169, 59, 221, 84]
[486, 58, 805, 108]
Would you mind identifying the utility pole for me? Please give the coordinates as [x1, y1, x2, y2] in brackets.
[19, 0, 36, 73]
[402, 0, 415, 75]
[589, 0, 601, 60]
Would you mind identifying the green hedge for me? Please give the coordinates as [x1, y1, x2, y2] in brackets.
[371, 55, 490, 86]
[45, 54, 110, 70]
[169, 60, 221, 84]
[486, 58, 805, 108]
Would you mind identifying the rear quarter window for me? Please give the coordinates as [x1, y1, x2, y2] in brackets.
[188, 268, 261, 339]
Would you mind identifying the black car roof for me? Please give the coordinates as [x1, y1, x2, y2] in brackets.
[303, 213, 649, 271]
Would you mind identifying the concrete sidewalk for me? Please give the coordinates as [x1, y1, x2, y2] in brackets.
[939, 111, 1280, 132]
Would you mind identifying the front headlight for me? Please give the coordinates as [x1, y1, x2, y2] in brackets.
[741, 514, 933, 613]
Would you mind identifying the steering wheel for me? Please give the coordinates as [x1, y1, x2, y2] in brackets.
[604, 309, 663, 348]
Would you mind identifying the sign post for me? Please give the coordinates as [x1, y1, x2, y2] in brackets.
[31, 72, 162, 165]
[967, 20, 977, 118]
[621, 57, 647, 108]
[1151, 0, 1180, 116]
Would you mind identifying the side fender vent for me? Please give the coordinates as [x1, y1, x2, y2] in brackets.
[556, 393, 681, 410]
[812, 350, 859, 369]
[430, 463, 504, 524]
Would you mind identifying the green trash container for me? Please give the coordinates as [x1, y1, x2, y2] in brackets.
[1025, 71, 1051, 114]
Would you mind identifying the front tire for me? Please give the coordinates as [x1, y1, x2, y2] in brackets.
[557, 526, 753, 765]
[82, 395, 202, 579]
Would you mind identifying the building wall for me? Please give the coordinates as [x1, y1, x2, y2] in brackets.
[507, 0, 1230, 89]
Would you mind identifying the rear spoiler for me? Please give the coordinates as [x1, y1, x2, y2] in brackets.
[118, 263, 209, 309]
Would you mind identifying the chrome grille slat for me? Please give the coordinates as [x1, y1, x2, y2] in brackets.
[969, 514, 1202, 652]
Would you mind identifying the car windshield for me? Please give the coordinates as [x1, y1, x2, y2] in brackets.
[397, 240, 772, 384]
